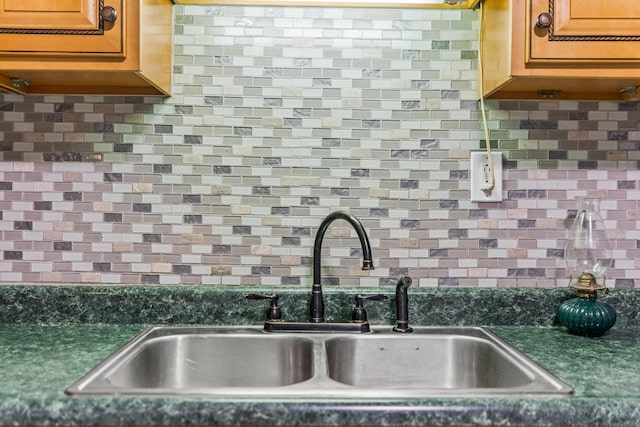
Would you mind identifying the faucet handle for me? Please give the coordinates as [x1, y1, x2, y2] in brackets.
[352, 294, 388, 323]
[245, 294, 283, 321]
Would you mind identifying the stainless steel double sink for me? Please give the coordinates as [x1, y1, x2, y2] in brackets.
[65, 326, 573, 399]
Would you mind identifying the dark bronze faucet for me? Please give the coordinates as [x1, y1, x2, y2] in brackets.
[246, 214, 416, 334]
[310, 210, 374, 323]
[246, 210, 381, 333]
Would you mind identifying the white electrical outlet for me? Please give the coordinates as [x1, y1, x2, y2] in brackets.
[470, 151, 503, 202]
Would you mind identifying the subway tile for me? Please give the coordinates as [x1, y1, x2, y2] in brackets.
[0, 7, 638, 287]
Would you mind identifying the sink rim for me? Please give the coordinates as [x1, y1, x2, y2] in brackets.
[65, 325, 574, 399]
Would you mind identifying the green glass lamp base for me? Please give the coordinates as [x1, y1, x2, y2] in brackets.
[557, 296, 616, 337]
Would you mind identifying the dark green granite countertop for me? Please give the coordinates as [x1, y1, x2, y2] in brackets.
[2, 285, 640, 427]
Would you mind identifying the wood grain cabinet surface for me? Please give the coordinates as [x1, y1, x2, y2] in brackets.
[0, 0, 173, 96]
[481, 0, 640, 100]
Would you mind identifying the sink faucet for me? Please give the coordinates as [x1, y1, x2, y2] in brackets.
[246, 210, 383, 333]
[310, 211, 374, 323]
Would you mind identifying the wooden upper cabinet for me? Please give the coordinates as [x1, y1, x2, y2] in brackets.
[481, 0, 640, 100]
[0, 0, 172, 96]
[0, 0, 123, 56]
[528, 0, 640, 62]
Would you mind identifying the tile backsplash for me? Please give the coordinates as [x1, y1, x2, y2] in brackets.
[0, 5, 638, 288]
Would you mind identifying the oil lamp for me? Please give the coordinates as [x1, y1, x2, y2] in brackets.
[556, 197, 616, 337]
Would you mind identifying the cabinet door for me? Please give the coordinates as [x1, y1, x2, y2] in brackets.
[0, 0, 123, 57]
[528, 0, 640, 62]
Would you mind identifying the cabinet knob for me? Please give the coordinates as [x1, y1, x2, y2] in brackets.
[536, 13, 552, 29]
[101, 6, 118, 23]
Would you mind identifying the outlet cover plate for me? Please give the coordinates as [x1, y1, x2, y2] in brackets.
[470, 151, 503, 202]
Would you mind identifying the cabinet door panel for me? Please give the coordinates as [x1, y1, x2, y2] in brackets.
[528, 0, 640, 62]
[0, 0, 98, 31]
[562, 0, 640, 21]
[0, 0, 123, 56]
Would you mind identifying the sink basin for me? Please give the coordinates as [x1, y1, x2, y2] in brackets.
[66, 325, 573, 399]
[67, 327, 314, 395]
[327, 331, 539, 390]
[105, 330, 313, 388]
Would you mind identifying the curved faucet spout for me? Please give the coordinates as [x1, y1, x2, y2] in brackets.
[310, 211, 374, 323]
